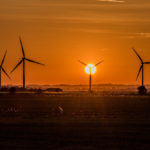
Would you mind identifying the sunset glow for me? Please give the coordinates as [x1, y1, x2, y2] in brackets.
[0, 0, 150, 85]
[85, 64, 96, 75]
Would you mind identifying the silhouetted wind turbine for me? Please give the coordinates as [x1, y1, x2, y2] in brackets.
[132, 48, 150, 87]
[0, 50, 10, 89]
[78, 60, 103, 93]
[11, 37, 44, 89]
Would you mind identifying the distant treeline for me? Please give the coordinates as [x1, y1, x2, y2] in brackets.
[0, 86, 63, 93]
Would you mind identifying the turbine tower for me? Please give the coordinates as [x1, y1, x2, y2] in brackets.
[11, 37, 44, 89]
[132, 47, 150, 94]
[0, 50, 10, 89]
[78, 60, 103, 93]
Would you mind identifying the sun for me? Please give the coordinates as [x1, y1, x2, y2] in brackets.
[85, 64, 96, 75]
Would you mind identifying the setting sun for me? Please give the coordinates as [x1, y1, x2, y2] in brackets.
[85, 64, 96, 75]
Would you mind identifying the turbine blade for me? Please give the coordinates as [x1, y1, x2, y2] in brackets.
[78, 60, 87, 66]
[11, 60, 23, 73]
[95, 60, 104, 66]
[144, 62, 150, 64]
[1, 50, 7, 66]
[132, 47, 143, 63]
[136, 65, 142, 81]
[19, 36, 25, 58]
[2, 67, 11, 79]
[25, 58, 45, 65]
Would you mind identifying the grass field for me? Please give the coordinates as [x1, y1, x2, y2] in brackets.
[0, 94, 150, 150]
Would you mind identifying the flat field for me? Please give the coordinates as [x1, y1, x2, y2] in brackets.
[0, 94, 150, 150]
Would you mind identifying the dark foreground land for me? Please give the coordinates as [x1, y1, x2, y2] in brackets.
[0, 94, 150, 150]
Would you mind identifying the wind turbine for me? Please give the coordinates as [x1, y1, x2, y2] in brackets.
[11, 37, 44, 89]
[78, 60, 103, 93]
[132, 47, 150, 94]
[0, 50, 10, 89]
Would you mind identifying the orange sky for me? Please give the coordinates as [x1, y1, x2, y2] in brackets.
[0, 0, 150, 85]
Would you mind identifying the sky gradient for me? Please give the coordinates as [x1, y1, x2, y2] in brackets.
[0, 0, 150, 85]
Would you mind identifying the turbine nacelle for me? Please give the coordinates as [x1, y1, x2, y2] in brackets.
[144, 62, 150, 64]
